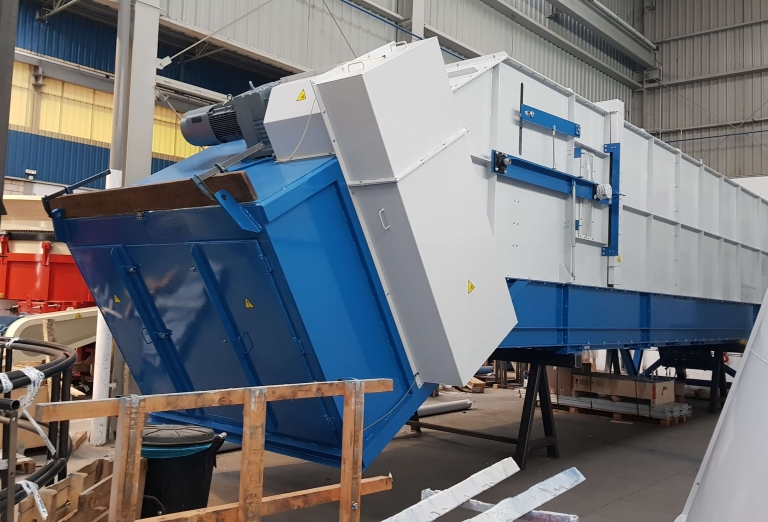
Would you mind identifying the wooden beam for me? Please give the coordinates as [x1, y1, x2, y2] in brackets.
[142, 476, 393, 522]
[50, 172, 258, 219]
[35, 380, 393, 422]
[109, 396, 147, 522]
[339, 381, 364, 522]
[239, 388, 267, 521]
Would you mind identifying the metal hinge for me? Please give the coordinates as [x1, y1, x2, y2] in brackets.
[324, 415, 338, 434]
[260, 255, 273, 274]
[293, 337, 305, 355]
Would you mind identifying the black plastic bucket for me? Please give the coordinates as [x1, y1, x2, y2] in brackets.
[139, 425, 227, 518]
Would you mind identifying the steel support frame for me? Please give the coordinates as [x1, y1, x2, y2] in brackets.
[546, 0, 656, 68]
[492, 151, 603, 201]
[649, 346, 739, 413]
[476, 0, 642, 89]
[0, 0, 18, 216]
[408, 364, 559, 470]
[602, 143, 621, 256]
[36, 0, 83, 21]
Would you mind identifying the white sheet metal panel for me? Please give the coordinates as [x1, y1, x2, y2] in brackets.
[263, 77, 334, 161]
[313, 39, 517, 386]
[449, 51, 768, 305]
[676, 289, 768, 521]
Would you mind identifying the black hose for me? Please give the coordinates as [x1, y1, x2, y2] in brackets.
[0, 338, 77, 389]
[0, 418, 72, 507]
[0, 337, 77, 507]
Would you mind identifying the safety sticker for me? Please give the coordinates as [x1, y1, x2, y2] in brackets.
[616, 255, 622, 262]
[245, 298, 254, 309]
[468, 281, 476, 294]
[75, 313, 82, 319]
[297, 89, 307, 101]
[114, 295, 121, 303]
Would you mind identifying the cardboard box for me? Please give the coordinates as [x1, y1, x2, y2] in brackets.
[572, 373, 675, 406]
[0, 380, 50, 453]
[547, 366, 573, 396]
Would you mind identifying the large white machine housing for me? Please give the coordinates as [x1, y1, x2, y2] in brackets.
[263, 39, 768, 385]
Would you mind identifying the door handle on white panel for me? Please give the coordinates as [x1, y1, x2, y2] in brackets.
[379, 208, 390, 230]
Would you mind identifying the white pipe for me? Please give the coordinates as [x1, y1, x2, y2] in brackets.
[416, 399, 473, 418]
[90, 313, 113, 445]
[91, 0, 131, 447]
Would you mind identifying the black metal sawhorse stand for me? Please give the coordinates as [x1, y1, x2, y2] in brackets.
[407, 352, 578, 469]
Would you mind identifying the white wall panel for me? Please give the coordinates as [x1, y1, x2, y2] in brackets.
[678, 160, 700, 227]
[679, 228, 699, 296]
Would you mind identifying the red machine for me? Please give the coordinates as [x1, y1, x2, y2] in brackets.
[0, 196, 94, 314]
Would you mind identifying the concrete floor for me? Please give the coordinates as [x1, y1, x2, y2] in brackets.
[202, 387, 716, 521]
[57, 386, 717, 521]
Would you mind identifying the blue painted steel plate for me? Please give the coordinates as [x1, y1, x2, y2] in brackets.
[57, 145, 433, 469]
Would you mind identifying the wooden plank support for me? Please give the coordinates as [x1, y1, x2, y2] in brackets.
[109, 396, 147, 522]
[339, 380, 364, 522]
[142, 476, 393, 522]
[35, 380, 393, 422]
[239, 388, 267, 522]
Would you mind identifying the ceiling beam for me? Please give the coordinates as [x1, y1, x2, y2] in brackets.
[423, 25, 482, 59]
[349, 0, 404, 23]
[476, 0, 642, 90]
[87, 0, 307, 75]
[643, 63, 768, 90]
[547, 0, 656, 68]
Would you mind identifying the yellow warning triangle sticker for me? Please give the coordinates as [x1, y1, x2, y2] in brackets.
[297, 89, 307, 101]
[467, 281, 476, 294]
[616, 255, 622, 262]
[75, 313, 82, 319]
[113, 295, 121, 303]
[245, 298, 254, 309]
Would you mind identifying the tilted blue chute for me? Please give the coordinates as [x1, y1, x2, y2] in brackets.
[50, 140, 434, 469]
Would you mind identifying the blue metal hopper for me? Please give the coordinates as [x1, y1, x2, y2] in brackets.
[49, 141, 435, 469]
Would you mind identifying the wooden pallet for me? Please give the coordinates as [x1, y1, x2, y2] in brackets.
[16, 457, 129, 522]
[554, 404, 692, 427]
[0, 453, 36, 474]
[34, 379, 394, 522]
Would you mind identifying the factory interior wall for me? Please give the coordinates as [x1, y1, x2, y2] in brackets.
[5, 0, 274, 190]
[6, 60, 200, 187]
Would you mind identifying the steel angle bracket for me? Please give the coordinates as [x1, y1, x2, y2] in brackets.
[191, 142, 266, 234]
[601, 143, 621, 257]
[491, 150, 602, 202]
[520, 104, 581, 138]
[214, 189, 263, 234]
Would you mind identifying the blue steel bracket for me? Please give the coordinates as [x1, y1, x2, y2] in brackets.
[214, 190, 263, 234]
[601, 143, 621, 257]
[491, 150, 605, 202]
[520, 104, 581, 138]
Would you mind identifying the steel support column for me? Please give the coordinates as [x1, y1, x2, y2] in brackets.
[123, 0, 161, 186]
[0, 0, 19, 216]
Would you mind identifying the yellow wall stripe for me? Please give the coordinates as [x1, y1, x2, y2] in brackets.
[10, 60, 203, 161]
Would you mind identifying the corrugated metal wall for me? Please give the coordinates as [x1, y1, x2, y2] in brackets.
[641, 0, 768, 178]
[158, 0, 635, 111]
[599, 0, 637, 27]
[16, 0, 265, 96]
[159, 0, 400, 69]
[423, 0, 634, 106]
